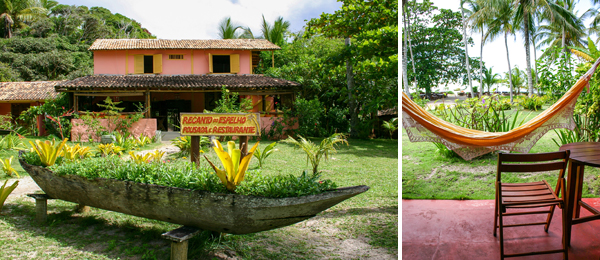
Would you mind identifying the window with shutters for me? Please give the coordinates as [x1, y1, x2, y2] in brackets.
[212, 55, 230, 73]
[134, 54, 162, 74]
[209, 53, 240, 74]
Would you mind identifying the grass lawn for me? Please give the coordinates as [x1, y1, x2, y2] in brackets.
[402, 106, 600, 200]
[0, 136, 398, 259]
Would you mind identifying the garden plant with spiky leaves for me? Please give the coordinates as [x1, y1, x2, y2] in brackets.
[282, 133, 348, 175]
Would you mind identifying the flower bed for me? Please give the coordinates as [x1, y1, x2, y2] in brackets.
[19, 152, 368, 234]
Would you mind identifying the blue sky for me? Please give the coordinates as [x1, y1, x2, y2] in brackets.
[56, 0, 343, 39]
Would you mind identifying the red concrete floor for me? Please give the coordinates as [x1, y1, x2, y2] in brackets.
[402, 198, 600, 260]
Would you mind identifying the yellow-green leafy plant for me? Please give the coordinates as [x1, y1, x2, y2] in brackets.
[129, 151, 152, 164]
[253, 142, 278, 169]
[0, 157, 18, 178]
[29, 138, 68, 166]
[135, 134, 152, 146]
[0, 180, 18, 213]
[149, 150, 166, 162]
[62, 144, 92, 160]
[97, 143, 125, 157]
[204, 140, 259, 192]
[282, 133, 348, 175]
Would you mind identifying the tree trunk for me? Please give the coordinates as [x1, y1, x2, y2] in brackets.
[461, 5, 474, 98]
[402, 7, 411, 96]
[346, 38, 358, 138]
[532, 35, 539, 95]
[505, 32, 514, 103]
[479, 30, 484, 96]
[524, 14, 533, 97]
[407, 1, 417, 93]
[562, 1, 570, 72]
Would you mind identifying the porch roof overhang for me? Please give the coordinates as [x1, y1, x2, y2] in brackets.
[0, 80, 64, 103]
[55, 74, 300, 95]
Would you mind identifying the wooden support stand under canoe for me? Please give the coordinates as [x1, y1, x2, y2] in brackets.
[19, 159, 369, 235]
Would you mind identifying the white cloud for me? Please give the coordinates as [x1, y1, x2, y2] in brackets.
[59, 0, 342, 39]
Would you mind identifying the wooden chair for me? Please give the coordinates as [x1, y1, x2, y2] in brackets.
[494, 151, 569, 260]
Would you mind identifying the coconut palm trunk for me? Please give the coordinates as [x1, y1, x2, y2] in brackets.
[479, 30, 484, 96]
[407, 1, 418, 93]
[402, 7, 411, 96]
[524, 14, 533, 97]
[532, 36, 539, 95]
[461, 3, 474, 98]
[505, 31, 514, 103]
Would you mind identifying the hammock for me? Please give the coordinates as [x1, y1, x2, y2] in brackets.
[402, 58, 600, 160]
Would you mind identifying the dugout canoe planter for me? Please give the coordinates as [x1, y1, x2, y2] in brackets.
[19, 159, 369, 234]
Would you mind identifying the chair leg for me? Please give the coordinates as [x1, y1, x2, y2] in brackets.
[494, 183, 499, 237]
[561, 201, 569, 260]
[497, 183, 505, 259]
[545, 204, 556, 232]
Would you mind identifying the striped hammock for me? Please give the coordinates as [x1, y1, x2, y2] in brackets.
[402, 58, 600, 160]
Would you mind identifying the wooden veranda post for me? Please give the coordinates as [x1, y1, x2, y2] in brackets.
[145, 91, 151, 118]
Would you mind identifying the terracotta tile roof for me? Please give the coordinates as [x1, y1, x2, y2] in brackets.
[0, 81, 64, 101]
[89, 39, 281, 51]
[56, 75, 300, 91]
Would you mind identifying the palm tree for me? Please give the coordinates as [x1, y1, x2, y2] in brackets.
[218, 17, 243, 39]
[465, 0, 489, 97]
[513, 0, 578, 97]
[570, 37, 600, 62]
[402, 0, 411, 96]
[505, 67, 526, 95]
[486, 0, 517, 102]
[460, 0, 474, 98]
[260, 15, 290, 46]
[482, 67, 501, 93]
[536, 2, 586, 62]
[0, 0, 47, 38]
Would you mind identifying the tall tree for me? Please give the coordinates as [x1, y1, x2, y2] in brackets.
[0, 0, 46, 38]
[460, 0, 474, 98]
[218, 17, 242, 39]
[486, 0, 516, 102]
[261, 15, 290, 46]
[513, 0, 577, 97]
[307, 0, 397, 138]
[465, 0, 491, 97]
[404, 3, 475, 96]
[402, 0, 410, 96]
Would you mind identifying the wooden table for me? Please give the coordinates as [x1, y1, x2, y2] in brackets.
[559, 142, 600, 246]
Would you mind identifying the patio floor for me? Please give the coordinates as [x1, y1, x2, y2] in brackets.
[403, 198, 600, 259]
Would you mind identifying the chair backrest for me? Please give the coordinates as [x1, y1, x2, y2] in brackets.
[496, 151, 570, 183]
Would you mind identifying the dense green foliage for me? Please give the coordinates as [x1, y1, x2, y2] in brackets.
[403, 0, 479, 95]
[0, 3, 153, 82]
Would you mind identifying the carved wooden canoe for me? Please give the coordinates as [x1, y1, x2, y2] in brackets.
[20, 159, 369, 234]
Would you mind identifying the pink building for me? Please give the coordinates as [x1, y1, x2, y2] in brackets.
[55, 39, 299, 140]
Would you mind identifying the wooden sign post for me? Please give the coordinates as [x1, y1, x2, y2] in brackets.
[180, 113, 261, 165]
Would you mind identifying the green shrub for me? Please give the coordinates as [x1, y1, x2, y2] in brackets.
[44, 156, 337, 197]
[236, 170, 337, 198]
[293, 98, 324, 137]
[171, 136, 210, 157]
[517, 95, 549, 110]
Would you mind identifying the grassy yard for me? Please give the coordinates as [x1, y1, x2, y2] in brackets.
[0, 136, 398, 259]
[402, 106, 600, 200]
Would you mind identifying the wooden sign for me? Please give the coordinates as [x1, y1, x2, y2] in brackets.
[180, 113, 260, 136]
